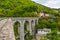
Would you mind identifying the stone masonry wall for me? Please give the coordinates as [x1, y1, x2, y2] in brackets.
[0, 18, 15, 40]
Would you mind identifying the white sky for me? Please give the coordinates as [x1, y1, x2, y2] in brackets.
[32, 0, 60, 9]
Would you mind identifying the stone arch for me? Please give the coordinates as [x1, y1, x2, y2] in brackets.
[34, 19, 38, 34]
[31, 20, 35, 35]
[24, 21, 29, 32]
[13, 21, 20, 40]
[0, 17, 39, 40]
[24, 20, 30, 40]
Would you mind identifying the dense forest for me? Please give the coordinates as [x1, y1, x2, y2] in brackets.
[0, 0, 59, 17]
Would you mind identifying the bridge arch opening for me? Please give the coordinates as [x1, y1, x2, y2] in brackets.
[24, 21, 29, 40]
[24, 21, 29, 33]
[13, 21, 20, 40]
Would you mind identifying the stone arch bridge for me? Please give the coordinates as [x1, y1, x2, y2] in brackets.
[0, 17, 39, 40]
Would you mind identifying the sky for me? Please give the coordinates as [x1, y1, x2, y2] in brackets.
[32, 0, 60, 9]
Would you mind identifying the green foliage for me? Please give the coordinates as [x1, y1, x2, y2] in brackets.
[25, 31, 33, 40]
[46, 31, 60, 40]
[38, 17, 60, 30]
[0, 0, 58, 17]
[0, 0, 38, 17]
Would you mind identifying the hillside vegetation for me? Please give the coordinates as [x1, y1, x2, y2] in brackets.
[0, 0, 58, 17]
